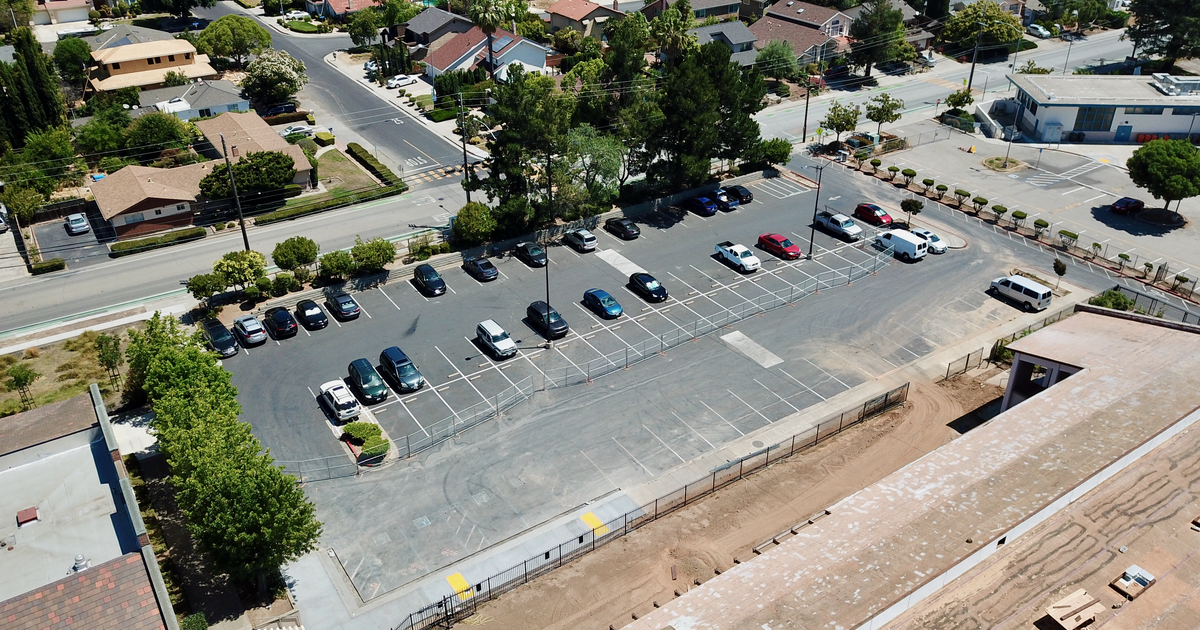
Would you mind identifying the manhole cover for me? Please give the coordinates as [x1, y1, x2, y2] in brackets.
[373, 532, 391, 546]
[413, 516, 431, 529]
[752, 440, 765, 448]
[473, 491, 490, 505]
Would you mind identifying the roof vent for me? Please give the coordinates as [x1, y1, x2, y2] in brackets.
[16, 506, 38, 526]
[797, 8, 804, 13]
[72, 555, 90, 573]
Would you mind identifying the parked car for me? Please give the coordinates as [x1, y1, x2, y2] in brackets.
[1027, 24, 1051, 38]
[263, 307, 299, 338]
[328, 292, 360, 319]
[563, 228, 597, 252]
[477, 319, 517, 359]
[263, 102, 297, 116]
[347, 358, 388, 404]
[909, 228, 947, 254]
[514, 241, 547, 267]
[462, 257, 499, 281]
[200, 318, 238, 357]
[682, 196, 718, 217]
[364, 60, 378, 72]
[853, 203, 893, 226]
[386, 74, 418, 89]
[711, 188, 740, 211]
[65, 213, 90, 235]
[318, 380, 361, 422]
[1110, 197, 1145, 215]
[629, 272, 668, 303]
[0, 215, 8, 234]
[757, 233, 802, 260]
[294, 299, 328, 329]
[724, 185, 753, 204]
[280, 124, 314, 136]
[815, 211, 864, 241]
[527, 300, 569, 339]
[605, 217, 641, 240]
[413, 263, 447, 296]
[232, 315, 267, 345]
[990, 275, 1052, 311]
[284, 9, 308, 19]
[715, 241, 761, 272]
[876, 229, 927, 262]
[378, 346, 424, 392]
[583, 288, 622, 318]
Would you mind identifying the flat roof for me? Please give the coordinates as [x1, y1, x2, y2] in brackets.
[1009, 74, 1200, 107]
[626, 312, 1200, 630]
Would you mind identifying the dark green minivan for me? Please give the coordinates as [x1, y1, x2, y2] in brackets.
[347, 358, 388, 404]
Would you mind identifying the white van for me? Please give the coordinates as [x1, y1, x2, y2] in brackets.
[990, 275, 1053, 311]
[876, 229, 927, 262]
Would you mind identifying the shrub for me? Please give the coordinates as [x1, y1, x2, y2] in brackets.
[214, 222, 227, 231]
[255, 184, 408, 224]
[32, 258, 66, 275]
[921, 177, 934, 192]
[306, 114, 316, 126]
[869, 158, 882, 173]
[284, 132, 308, 144]
[992, 205, 1008, 221]
[314, 132, 334, 147]
[1088, 289, 1136, 311]
[180, 613, 209, 630]
[243, 285, 261, 300]
[341, 421, 382, 445]
[935, 184, 948, 199]
[439, 242, 451, 254]
[775, 83, 791, 97]
[262, 112, 308, 125]
[1057, 230, 1078, 248]
[953, 189, 970, 206]
[88, 9, 100, 19]
[319, 250, 356, 278]
[109, 227, 206, 257]
[887, 165, 900, 180]
[227, 222, 236, 229]
[271, 273, 294, 297]
[345, 143, 401, 185]
[427, 108, 458, 123]
[282, 184, 302, 198]
[254, 276, 273, 294]
[971, 196, 988, 212]
[293, 266, 314, 285]
[360, 435, 389, 462]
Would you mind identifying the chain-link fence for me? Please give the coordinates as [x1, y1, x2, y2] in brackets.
[392, 383, 910, 630]
[944, 346, 986, 380]
[278, 455, 360, 484]
[1107, 284, 1200, 324]
[395, 376, 535, 459]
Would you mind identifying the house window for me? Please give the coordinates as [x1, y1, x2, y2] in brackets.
[176, 204, 186, 211]
[111, 62, 120, 70]
[1125, 106, 1163, 115]
[124, 213, 145, 225]
[1074, 106, 1115, 132]
[168, 54, 175, 62]
[199, 108, 212, 117]
[155, 209, 162, 215]
[185, 52, 191, 59]
[155, 57, 162, 63]
[147, 58, 155, 65]
[1173, 106, 1200, 115]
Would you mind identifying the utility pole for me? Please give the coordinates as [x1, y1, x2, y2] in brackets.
[457, 92, 471, 203]
[802, 81, 812, 143]
[806, 162, 827, 260]
[220, 133, 250, 252]
[966, 20, 986, 94]
[1003, 100, 1024, 168]
[1062, 37, 1075, 75]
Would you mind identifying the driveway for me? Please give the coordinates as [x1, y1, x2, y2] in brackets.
[32, 211, 110, 270]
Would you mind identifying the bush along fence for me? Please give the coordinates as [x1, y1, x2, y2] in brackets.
[841, 154, 1200, 304]
[990, 305, 1075, 363]
[395, 382, 911, 630]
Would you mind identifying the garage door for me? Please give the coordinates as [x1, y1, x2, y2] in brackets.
[33, 10, 50, 24]
[56, 8, 92, 22]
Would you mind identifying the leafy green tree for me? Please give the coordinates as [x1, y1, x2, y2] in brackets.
[95, 333, 123, 380]
[351, 236, 396, 271]
[901, 198, 923, 224]
[1016, 60, 1053, 74]
[470, 0, 508, 80]
[347, 8, 382, 47]
[1125, 0, 1200, 65]
[186, 272, 228, 305]
[561, 57, 608, 127]
[199, 151, 296, 199]
[272, 236, 320, 271]
[1053, 257, 1067, 289]
[1066, 0, 1106, 32]
[75, 119, 125, 158]
[865, 92, 904, 134]
[567, 124, 623, 205]
[820, 100, 861, 143]
[944, 87, 974, 112]
[650, 5, 697, 68]
[318, 249, 356, 278]
[144, 344, 238, 404]
[475, 65, 557, 208]
[938, 0, 1021, 53]
[123, 112, 190, 161]
[612, 91, 659, 194]
[755, 39, 798, 83]
[21, 126, 76, 183]
[213, 250, 268, 290]
[0, 187, 43, 223]
[162, 70, 190, 87]
[241, 49, 308, 105]
[1126, 139, 1200, 216]
[6, 363, 39, 401]
[52, 36, 93, 85]
[745, 137, 793, 165]
[848, 0, 905, 77]
[452, 202, 496, 246]
[11, 28, 64, 133]
[379, 0, 422, 26]
[603, 11, 652, 102]
[0, 0, 34, 32]
[124, 312, 200, 401]
[196, 15, 271, 67]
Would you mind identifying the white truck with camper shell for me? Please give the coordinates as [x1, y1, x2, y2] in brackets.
[815, 210, 864, 241]
[715, 241, 761, 272]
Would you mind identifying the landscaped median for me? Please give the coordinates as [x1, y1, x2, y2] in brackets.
[109, 227, 206, 258]
[254, 183, 408, 225]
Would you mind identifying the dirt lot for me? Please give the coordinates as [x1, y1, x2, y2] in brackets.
[0, 329, 129, 417]
[462, 373, 1006, 629]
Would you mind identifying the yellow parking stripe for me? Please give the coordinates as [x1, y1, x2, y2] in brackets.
[580, 512, 609, 536]
[445, 572, 473, 600]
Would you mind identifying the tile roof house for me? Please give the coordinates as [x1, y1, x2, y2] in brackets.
[843, 0, 935, 51]
[193, 112, 312, 186]
[403, 7, 473, 46]
[641, 0, 740, 21]
[546, 0, 624, 37]
[424, 26, 549, 80]
[90, 162, 215, 239]
[0, 387, 175, 630]
[32, 0, 93, 25]
[88, 39, 217, 92]
[749, 9, 838, 65]
[137, 79, 249, 121]
[690, 21, 758, 66]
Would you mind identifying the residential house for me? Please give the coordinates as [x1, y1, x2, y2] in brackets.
[951, 0, 1024, 18]
[81, 24, 175, 51]
[32, 0, 93, 25]
[641, 0, 740, 22]
[306, 0, 380, 20]
[404, 7, 474, 46]
[138, 79, 249, 121]
[91, 162, 215, 238]
[843, 0, 935, 51]
[0, 45, 13, 63]
[546, 0, 624, 37]
[193, 112, 313, 187]
[424, 26, 550, 80]
[748, 8, 838, 66]
[88, 39, 217, 92]
[0, 388, 177, 630]
[690, 21, 758, 66]
[765, 1, 854, 37]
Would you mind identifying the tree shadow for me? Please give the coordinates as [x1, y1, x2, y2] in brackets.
[1087, 204, 1183, 238]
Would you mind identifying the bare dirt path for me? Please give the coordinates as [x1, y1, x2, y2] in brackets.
[461, 376, 1005, 629]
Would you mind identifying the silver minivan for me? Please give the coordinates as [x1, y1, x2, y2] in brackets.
[990, 275, 1052, 311]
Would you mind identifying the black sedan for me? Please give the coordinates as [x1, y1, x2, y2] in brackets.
[200, 318, 238, 357]
[629, 272, 668, 303]
[463, 257, 499, 281]
[413, 263, 447, 296]
[294, 299, 328, 329]
[328, 292, 361, 320]
[263, 307, 299, 338]
[605, 218, 641, 240]
[514, 242, 547, 267]
[725, 185, 753, 204]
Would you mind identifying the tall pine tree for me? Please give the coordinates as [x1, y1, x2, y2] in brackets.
[12, 27, 64, 133]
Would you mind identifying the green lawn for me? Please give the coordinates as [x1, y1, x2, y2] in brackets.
[287, 20, 319, 33]
[285, 149, 380, 207]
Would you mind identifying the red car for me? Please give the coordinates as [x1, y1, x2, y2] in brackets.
[853, 203, 893, 226]
[1110, 197, 1144, 215]
[758, 233, 802, 259]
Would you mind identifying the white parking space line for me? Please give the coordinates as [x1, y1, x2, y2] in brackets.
[519, 350, 552, 384]
[330, 316, 342, 328]
[1082, 193, 1109, 204]
[300, 325, 311, 337]
[427, 377, 462, 421]
[894, 322, 938, 349]
[1061, 186, 1084, 196]
[580, 449, 618, 487]
[497, 269, 510, 280]
[358, 302, 373, 318]
[410, 282, 430, 301]
[802, 357, 849, 389]
[436, 345, 492, 408]
[462, 337, 520, 389]
[612, 436, 654, 475]
[397, 398, 431, 437]
[775, 370, 825, 402]
[700, 400, 745, 436]
[643, 424, 686, 463]
[689, 265, 758, 308]
[670, 411, 717, 450]
[566, 330, 618, 368]
[668, 272, 729, 319]
[553, 346, 587, 381]
[572, 304, 641, 351]
[378, 286, 403, 310]
[755, 378, 801, 411]
[728, 389, 772, 424]
[826, 348, 877, 378]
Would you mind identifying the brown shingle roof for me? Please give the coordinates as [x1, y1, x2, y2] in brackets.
[91, 162, 215, 220]
[0, 552, 167, 630]
[547, 0, 623, 22]
[193, 112, 310, 174]
[749, 15, 835, 55]
[767, 0, 843, 27]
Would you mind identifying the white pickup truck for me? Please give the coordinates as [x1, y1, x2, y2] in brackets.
[715, 241, 761, 272]
[815, 211, 864, 241]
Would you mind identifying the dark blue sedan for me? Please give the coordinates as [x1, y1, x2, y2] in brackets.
[583, 288, 623, 318]
[683, 196, 718, 217]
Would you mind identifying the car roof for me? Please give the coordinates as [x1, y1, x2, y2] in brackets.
[632, 272, 652, 280]
[201, 318, 225, 330]
[381, 346, 410, 362]
[585, 288, 609, 296]
[574, 228, 593, 235]
[68, 213, 86, 220]
[416, 263, 435, 271]
[479, 318, 505, 333]
[335, 293, 354, 301]
[235, 315, 258, 324]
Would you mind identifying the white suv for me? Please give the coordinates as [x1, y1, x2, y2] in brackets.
[563, 228, 597, 252]
[319, 380, 362, 422]
[477, 319, 517, 359]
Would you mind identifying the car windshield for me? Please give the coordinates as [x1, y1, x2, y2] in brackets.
[421, 270, 438, 281]
[599, 295, 617, 307]
[528, 246, 544, 256]
[644, 279, 661, 290]
[358, 369, 382, 387]
[740, 251, 753, 258]
[209, 326, 232, 343]
[546, 311, 561, 322]
[398, 364, 418, 377]
[928, 234, 941, 242]
[492, 331, 509, 342]
[779, 238, 793, 247]
[304, 306, 322, 317]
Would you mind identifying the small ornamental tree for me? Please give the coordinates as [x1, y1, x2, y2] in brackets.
[351, 236, 396, 272]
[95, 333, 123, 381]
[935, 183, 948, 199]
[971, 196, 988, 212]
[992, 204, 1008, 223]
[1033, 218, 1050, 237]
[869, 158, 882, 173]
[922, 178, 935, 193]
[901, 169, 916, 185]
[887, 165, 900, 180]
[1053, 258, 1066, 289]
[187, 272, 228, 306]
[200, 151, 296, 200]
[1057, 229, 1078, 249]
[944, 87, 974, 113]
[864, 92, 904, 135]
[452, 201, 497, 246]
[953, 189, 970, 207]
[241, 49, 309, 105]
[1010, 210, 1028, 228]
[7, 363, 41, 403]
[901, 198, 924, 225]
[1091, 242, 1103, 258]
[213, 251, 267, 291]
[820, 101, 862, 144]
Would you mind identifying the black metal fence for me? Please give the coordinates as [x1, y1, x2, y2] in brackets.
[392, 383, 911, 630]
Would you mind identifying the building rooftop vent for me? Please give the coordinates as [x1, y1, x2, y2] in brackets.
[72, 554, 91, 573]
[16, 506, 38, 526]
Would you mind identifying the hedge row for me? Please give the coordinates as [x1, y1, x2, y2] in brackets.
[110, 227, 207, 257]
[427, 108, 457, 123]
[283, 184, 302, 198]
[262, 111, 308, 126]
[314, 132, 335, 147]
[346, 142, 401, 185]
[253, 183, 408, 225]
[31, 258, 66, 275]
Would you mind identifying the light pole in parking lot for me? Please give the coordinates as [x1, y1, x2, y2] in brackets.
[806, 162, 827, 260]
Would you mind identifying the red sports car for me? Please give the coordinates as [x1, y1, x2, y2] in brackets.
[758, 233, 802, 259]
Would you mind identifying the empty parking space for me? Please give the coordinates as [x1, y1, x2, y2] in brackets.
[33, 218, 109, 270]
